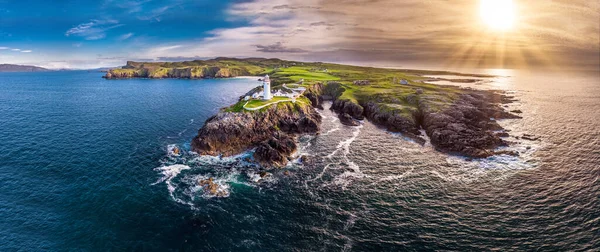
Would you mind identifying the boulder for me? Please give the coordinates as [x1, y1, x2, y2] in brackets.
[339, 113, 360, 126]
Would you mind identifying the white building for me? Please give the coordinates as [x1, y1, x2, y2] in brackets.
[263, 74, 272, 100]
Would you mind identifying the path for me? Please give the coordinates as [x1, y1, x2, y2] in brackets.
[243, 99, 296, 111]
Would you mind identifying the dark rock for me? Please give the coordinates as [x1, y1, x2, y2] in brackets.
[331, 99, 365, 120]
[191, 100, 321, 166]
[421, 91, 515, 158]
[495, 150, 519, 157]
[300, 155, 310, 163]
[339, 113, 360, 126]
[253, 133, 297, 167]
[353, 80, 370, 86]
[495, 132, 510, 138]
[510, 109, 523, 114]
[521, 134, 540, 141]
[415, 88, 424, 95]
[198, 178, 225, 196]
[304, 83, 324, 109]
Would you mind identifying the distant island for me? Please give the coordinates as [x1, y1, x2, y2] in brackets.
[104, 58, 522, 171]
[0, 64, 49, 72]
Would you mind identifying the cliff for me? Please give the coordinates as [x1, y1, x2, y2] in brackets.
[326, 80, 521, 158]
[103, 58, 288, 79]
[114, 57, 521, 161]
[191, 101, 321, 167]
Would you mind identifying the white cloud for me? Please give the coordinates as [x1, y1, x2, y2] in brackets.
[65, 19, 124, 40]
[118, 33, 134, 41]
[0, 47, 8, 50]
[20, 50, 32, 53]
[11, 48, 20, 51]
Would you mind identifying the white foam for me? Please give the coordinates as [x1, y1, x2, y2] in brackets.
[152, 164, 192, 205]
[167, 144, 182, 157]
[322, 127, 340, 136]
[318, 125, 369, 188]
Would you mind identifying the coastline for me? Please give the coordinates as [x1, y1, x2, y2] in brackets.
[103, 57, 522, 165]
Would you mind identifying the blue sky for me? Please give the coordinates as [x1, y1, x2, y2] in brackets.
[0, 0, 253, 68]
[0, 0, 598, 70]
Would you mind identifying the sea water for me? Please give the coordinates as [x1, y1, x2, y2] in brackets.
[0, 70, 598, 250]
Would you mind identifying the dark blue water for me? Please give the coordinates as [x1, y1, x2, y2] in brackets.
[1, 70, 598, 251]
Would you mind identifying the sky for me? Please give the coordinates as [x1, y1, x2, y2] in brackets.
[0, 0, 598, 70]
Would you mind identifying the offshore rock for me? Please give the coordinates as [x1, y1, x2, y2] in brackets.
[198, 178, 227, 197]
[338, 113, 360, 126]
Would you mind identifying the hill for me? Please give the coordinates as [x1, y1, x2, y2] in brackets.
[0, 64, 49, 72]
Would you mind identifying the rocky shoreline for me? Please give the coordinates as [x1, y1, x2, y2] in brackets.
[190, 80, 522, 167]
[191, 99, 321, 167]
[326, 83, 522, 158]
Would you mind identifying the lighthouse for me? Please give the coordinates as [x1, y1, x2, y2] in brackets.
[263, 74, 272, 100]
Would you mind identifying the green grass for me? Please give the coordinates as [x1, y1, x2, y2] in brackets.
[244, 97, 293, 109]
[270, 66, 340, 83]
[113, 57, 479, 118]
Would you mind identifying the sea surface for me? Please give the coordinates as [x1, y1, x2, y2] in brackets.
[0, 70, 598, 251]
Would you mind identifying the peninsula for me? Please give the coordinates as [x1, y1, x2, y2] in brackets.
[104, 58, 521, 166]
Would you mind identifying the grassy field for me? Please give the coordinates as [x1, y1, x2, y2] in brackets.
[268, 66, 341, 83]
[244, 97, 293, 109]
[110, 58, 482, 116]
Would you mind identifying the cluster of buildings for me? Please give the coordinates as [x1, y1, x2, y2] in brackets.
[244, 75, 306, 101]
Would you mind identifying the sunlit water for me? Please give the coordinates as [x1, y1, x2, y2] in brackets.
[0, 70, 598, 250]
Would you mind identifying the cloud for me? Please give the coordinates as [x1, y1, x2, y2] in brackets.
[65, 19, 123, 40]
[11, 49, 20, 51]
[255, 42, 306, 53]
[0, 47, 8, 50]
[20, 50, 32, 53]
[137, 5, 173, 22]
[132, 0, 598, 70]
[118, 33, 134, 41]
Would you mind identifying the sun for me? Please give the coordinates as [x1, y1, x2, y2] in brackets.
[480, 0, 516, 31]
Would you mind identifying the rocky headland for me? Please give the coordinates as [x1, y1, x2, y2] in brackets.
[191, 100, 321, 167]
[104, 57, 522, 165]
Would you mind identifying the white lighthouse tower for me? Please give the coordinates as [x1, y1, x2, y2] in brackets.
[263, 74, 272, 100]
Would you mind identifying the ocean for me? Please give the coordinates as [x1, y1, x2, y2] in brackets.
[0, 70, 598, 251]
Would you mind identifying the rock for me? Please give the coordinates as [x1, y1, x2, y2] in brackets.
[331, 99, 364, 120]
[526, 146, 532, 150]
[495, 150, 519, 157]
[522, 134, 540, 141]
[304, 83, 325, 109]
[495, 132, 510, 138]
[339, 113, 360, 126]
[421, 91, 513, 158]
[299, 155, 311, 164]
[353, 80, 370, 86]
[510, 109, 523, 114]
[284, 170, 290, 176]
[191, 101, 321, 165]
[253, 133, 297, 167]
[198, 178, 222, 196]
[415, 88, 424, 94]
